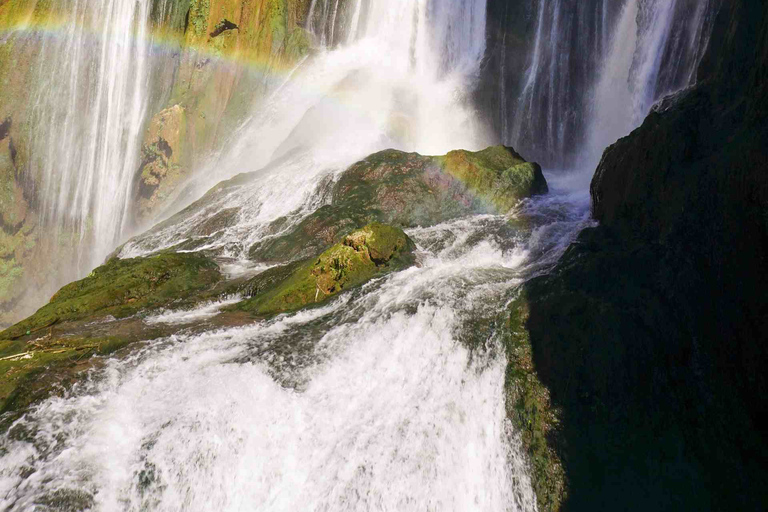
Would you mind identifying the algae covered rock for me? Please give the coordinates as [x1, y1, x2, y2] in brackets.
[0, 252, 223, 415]
[503, 291, 566, 512]
[237, 223, 415, 315]
[249, 145, 547, 262]
[333, 145, 547, 225]
[1, 253, 222, 341]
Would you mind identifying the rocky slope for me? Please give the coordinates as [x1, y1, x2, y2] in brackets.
[512, 0, 768, 510]
[0, 145, 546, 429]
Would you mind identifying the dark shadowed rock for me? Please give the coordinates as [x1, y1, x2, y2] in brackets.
[515, 1, 768, 510]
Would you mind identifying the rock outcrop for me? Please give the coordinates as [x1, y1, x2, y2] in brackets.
[512, 1, 768, 510]
[0, 252, 223, 415]
[249, 145, 547, 262]
[5, 139, 532, 424]
[236, 223, 416, 315]
[0, 222, 415, 418]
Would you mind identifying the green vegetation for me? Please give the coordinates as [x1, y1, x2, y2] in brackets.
[189, 0, 212, 38]
[503, 291, 566, 512]
[0, 253, 221, 340]
[237, 223, 415, 315]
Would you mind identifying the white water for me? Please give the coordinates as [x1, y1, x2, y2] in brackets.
[0, 198, 596, 510]
[30, 0, 155, 271]
[1, 1, 561, 509]
[586, 0, 678, 161]
[584, 0, 720, 165]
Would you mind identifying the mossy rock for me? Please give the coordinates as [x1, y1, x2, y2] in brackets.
[0, 253, 221, 341]
[0, 334, 135, 416]
[437, 146, 549, 213]
[249, 145, 547, 262]
[236, 223, 415, 315]
[504, 290, 566, 512]
[0, 252, 223, 416]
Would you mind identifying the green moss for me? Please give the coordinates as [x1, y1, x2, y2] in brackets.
[284, 27, 310, 60]
[0, 334, 133, 415]
[267, 0, 287, 53]
[0, 258, 23, 299]
[437, 146, 549, 213]
[188, 0, 212, 38]
[0, 253, 221, 340]
[504, 290, 566, 512]
[237, 223, 415, 315]
[249, 146, 547, 263]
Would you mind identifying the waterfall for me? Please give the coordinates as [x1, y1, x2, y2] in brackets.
[157, 0, 491, 237]
[585, 0, 720, 162]
[30, 0, 154, 271]
[0, 3, 579, 508]
[505, 0, 611, 167]
[496, 0, 720, 167]
[307, 0, 486, 73]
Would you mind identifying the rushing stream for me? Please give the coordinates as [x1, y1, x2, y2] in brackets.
[0, 177, 590, 511]
[0, 0, 721, 509]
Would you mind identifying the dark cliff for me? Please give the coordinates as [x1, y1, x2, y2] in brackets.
[520, 0, 768, 510]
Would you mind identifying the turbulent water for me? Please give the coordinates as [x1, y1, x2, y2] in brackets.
[0, 0, 722, 509]
[0, 184, 590, 510]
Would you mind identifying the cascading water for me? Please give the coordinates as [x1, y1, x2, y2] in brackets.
[131, 0, 491, 258]
[1, 1, 563, 510]
[584, 0, 720, 162]
[30, 0, 154, 271]
[492, 0, 719, 167]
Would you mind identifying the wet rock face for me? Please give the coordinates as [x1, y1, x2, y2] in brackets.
[133, 0, 313, 223]
[137, 105, 187, 222]
[0, 0, 315, 324]
[521, 1, 768, 509]
[0, 115, 38, 328]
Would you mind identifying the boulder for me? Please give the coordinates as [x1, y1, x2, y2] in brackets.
[514, 1, 768, 509]
[249, 145, 547, 261]
[235, 223, 416, 315]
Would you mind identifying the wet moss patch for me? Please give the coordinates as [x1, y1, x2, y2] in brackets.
[236, 223, 415, 315]
[503, 290, 566, 512]
[0, 253, 221, 340]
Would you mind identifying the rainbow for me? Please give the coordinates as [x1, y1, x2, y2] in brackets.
[0, 9, 306, 79]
